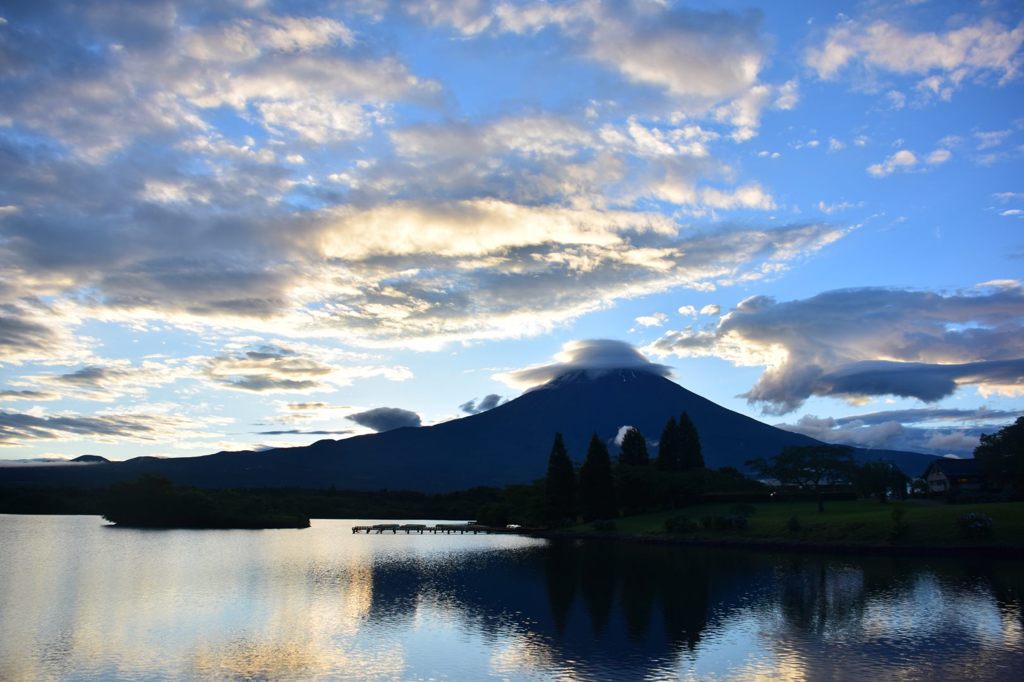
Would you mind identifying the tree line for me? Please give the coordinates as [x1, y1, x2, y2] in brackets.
[544, 412, 730, 526]
[542, 413, 924, 527]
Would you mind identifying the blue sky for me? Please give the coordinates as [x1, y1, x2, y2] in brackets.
[1, 0, 1022, 462]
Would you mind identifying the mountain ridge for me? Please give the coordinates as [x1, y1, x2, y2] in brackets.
[0, 369, 938, 491]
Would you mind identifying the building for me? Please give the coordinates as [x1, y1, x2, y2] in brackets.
[922, 458, 984, 494]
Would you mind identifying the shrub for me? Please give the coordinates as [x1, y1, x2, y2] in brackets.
[700, 515, 749, 531]
[786, 516, 802, 534]
[664, 515, 696, 534]
[591, 519, 617, 532]
[889, 507, 909, 540]
[957, 512, 993, 539]
[729, 503, 757, 517]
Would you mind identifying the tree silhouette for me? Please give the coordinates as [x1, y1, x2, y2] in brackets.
[974, 416, 1024, 491]
[656, 416, 680, 470]
[678, 411, 704, 471]
[619, 427, 649, 466]
[543, 433, 576, 526]
[579, 433, 617, 521]
[746, 445, 855, 512]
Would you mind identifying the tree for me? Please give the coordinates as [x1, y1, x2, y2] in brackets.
[619, 427, 650, 466]
[746, 445, 855, 513]
[678, 412, 704, 471]
[618, 427, 651, 515]
[974, 417, 1024, 492]
[657, 416, 681, 470]
[544, 433, 576, 527]
[854, 461, 909, 503]
[579, 433, 617, 521]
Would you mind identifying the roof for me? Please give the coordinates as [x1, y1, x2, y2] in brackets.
[922, 458, 982, 479]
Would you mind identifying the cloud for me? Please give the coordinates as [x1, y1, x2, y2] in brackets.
[0, 390, 58, 402]
[459, 393, 504, 415]
[254, 429, 353, 436]
[203, 343, 411, 393]
[12, 360, 191, 402]
[346, 407, 421, 432]
[777, 407, 1024, 458]
[867, 149, 918, 177]
[585, 4, 764, 101]
[700, 304, 720, 316]
[0, 407, 226, 447]
[0, 2, 852, 354]
[817, 200, 862, 214]
[495, 339, 672, 390]
[635, 312, 668, 328]
[647, 284, 1024, 413]
[807, 16, 1024, 90]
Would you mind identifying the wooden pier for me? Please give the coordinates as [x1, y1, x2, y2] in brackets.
[351, 523, 518, 535]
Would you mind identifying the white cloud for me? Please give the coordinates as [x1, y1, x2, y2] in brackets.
[807, 17, 1024, 89]
[926, 148, 952, 165]
[635, 312, 669, 327]
[867, 149, 918, 177]
[817, 200, 862, 214]
[494, 339, 672, 390]
[677, 305, 697, 317]
[699, 304, 721, 316]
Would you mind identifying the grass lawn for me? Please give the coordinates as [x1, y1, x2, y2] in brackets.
[565, 498, 1024, 549]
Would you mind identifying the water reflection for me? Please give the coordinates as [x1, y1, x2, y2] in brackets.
[0, 516, 1022, 680]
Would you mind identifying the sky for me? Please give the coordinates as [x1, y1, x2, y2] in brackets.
[0, 0, 1022, 463]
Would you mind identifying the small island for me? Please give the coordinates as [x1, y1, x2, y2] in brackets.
[102, 475, 310, 529]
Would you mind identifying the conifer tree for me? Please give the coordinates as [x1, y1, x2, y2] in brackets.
[657, 416, 681, 470]
[619, 427, 649, 466]
[678, 412, 704, 471]
[544, 433, 576, 526]
[579, 433, 617, 521]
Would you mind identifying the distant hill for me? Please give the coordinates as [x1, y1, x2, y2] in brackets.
[70, 455, 109, 463]
[0, 369, 938, 491]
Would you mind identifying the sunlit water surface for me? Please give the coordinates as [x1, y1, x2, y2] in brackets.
[1, 515, 1022, 680]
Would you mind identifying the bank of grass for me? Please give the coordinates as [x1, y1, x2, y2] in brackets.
[564, 498, 1024, 551]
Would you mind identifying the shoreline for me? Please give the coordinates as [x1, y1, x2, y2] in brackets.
[527, 530, 1024, 559]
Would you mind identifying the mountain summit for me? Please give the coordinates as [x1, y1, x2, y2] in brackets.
[0, 369, 936, 491]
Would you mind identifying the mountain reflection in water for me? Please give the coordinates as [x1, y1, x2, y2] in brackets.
[0, 516, 1021, 680]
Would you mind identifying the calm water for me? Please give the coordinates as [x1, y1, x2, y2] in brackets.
[1, 516, 1022, 680]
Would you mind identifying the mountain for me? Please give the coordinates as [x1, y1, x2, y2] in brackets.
[70, 455, 109, 463]
[0, 369, 937, 491]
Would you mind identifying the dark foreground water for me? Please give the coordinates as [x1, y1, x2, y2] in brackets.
[1, 516, 1022, 680]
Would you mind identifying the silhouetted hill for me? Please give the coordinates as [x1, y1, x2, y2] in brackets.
[0, 369, 937, 491]
[70, 455, 109, 463]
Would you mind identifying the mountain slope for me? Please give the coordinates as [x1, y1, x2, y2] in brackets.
[0, 369, 937, 491]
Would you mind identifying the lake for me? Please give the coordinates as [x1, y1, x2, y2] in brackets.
[1, 515, 1021, 680]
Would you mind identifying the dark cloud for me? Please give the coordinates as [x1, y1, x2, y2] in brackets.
[650, 285, 1024, 413]
[346, 407, 421, 432]
[255, 429, 353, 436]
[0, 389, 58, 401]
[55, 365, 122, 387]
[459, 393, 504, 415]
[498, 339, 673, 389]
